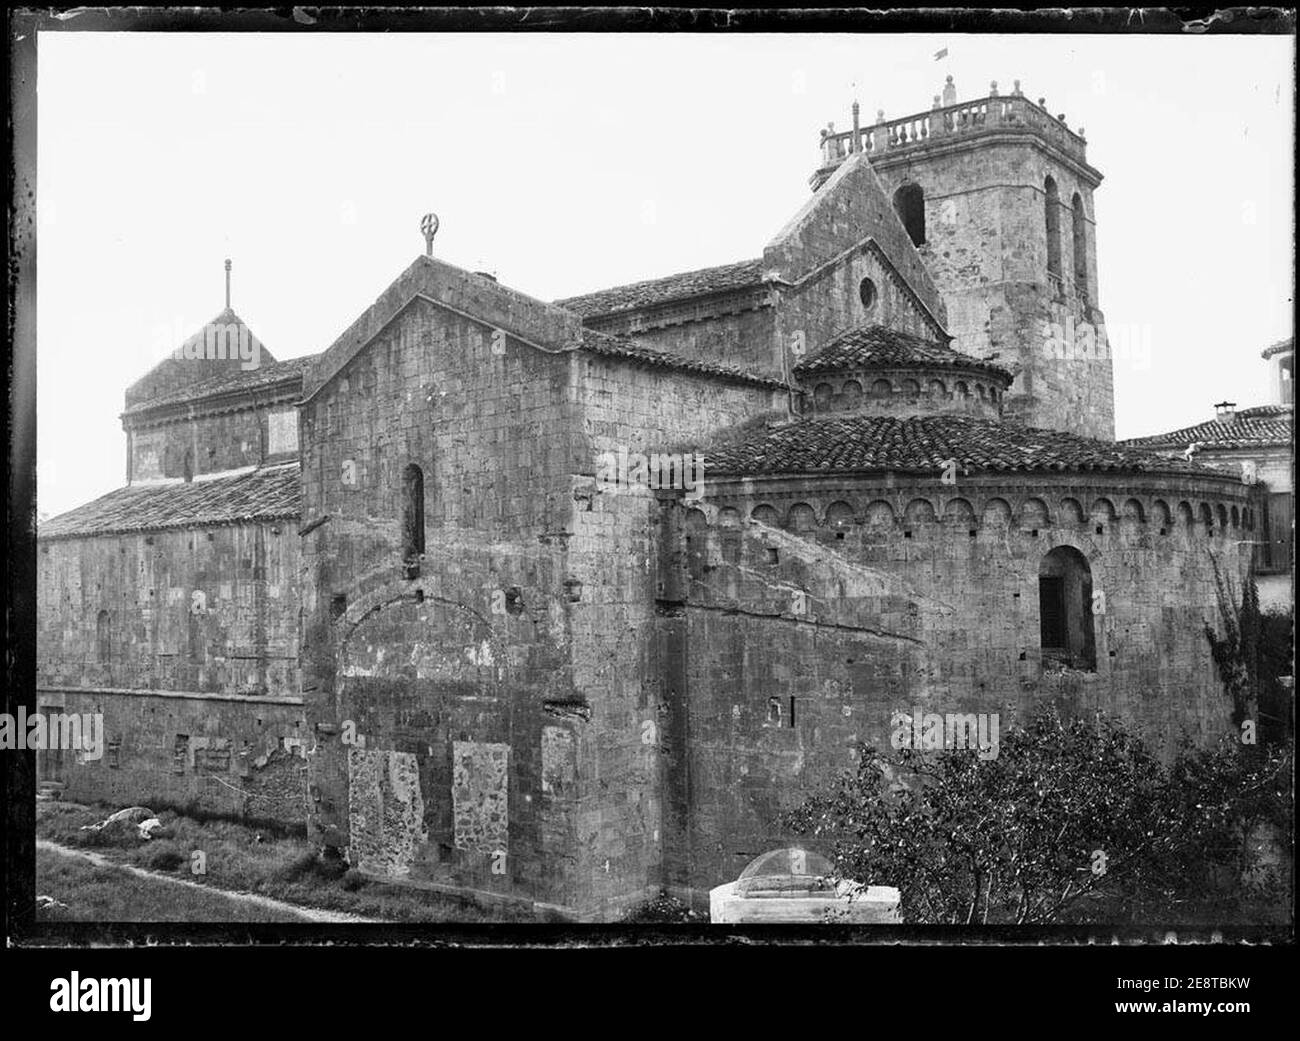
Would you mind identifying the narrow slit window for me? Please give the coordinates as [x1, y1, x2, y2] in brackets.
[1072, 193, 1088, 303]
[402, 463, 425, 577]
[96, 609, 111, 664]
[1044, 176, 1062, 285]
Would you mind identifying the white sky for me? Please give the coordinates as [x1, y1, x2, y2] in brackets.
[37, 32, 1294, 517]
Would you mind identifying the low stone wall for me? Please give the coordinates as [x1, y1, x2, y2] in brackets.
[37, 686, 309, 829]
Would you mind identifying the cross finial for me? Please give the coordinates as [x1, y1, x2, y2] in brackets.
[420, 213, 440, 256]
[224, 258, 232, 309]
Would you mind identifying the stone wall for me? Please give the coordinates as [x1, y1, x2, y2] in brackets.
[656, 471, 1252, 902]
[774, 244, 943, 364]
[870, 140, 1114, 440]
[298, 278, 782, 917]
[36, 686, 307, 827]
[128, 404, 299, 482]
[585, 295, 779, 376]
[798, 365, 1007, 421]
[38, 523, 301, 697]
[298, 291, 582, 908]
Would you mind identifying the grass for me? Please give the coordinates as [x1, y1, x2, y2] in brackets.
[36, 845, 313, 923]
[36, 800, 509, 923]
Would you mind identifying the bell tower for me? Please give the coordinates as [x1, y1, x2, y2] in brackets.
[812, 77, 1113, 440]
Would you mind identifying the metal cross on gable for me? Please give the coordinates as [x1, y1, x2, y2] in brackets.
[420, 213, 440, 255]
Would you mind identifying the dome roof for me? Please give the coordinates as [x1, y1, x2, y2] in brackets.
[734, 847, 837, 894]
[794, 323, 1011, 383]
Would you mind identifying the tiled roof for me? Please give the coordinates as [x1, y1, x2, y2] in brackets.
[1121, 405, 1293, 450]
[572, 328, 785, 388]
[556, 258, 766, 318]
[1261, 337, 1293, 359]
[794, 324, 1011, 381]
[124, 354, 317, 416]
[705, 415, 1224, 478]
[39, 463, 301, 540]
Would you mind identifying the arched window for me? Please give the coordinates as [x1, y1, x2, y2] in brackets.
[401, 463, 425, 578]
[1044, 176, 1062, 287]
[1072, 193, 1088, 303]
[96, 610, 111, 664]
[1038, 546, 1096, 671]
[893, 183, 926, 247]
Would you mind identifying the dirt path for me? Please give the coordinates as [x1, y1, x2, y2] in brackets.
[37, 839, 383, 924]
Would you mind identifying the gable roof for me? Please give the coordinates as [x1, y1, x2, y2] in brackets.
[303, 255, 584, 404]
[763, 151, 946, 327]
[794, 324, 1011, 382]
[555, 258, 767, 319]
[1121, 404, 1293, 451]
[705, 414, 1225, 479]
[39, 463, 300, 540]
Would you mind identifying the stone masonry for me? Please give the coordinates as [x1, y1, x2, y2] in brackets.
[38, 77, 1258, 919]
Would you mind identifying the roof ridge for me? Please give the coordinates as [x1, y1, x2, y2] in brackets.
[555, 257, 766, 318]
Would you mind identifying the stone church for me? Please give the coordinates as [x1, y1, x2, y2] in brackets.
[38, 78, 1262, 920]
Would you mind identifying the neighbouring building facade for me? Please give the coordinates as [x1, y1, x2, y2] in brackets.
[1122, 338, 1294, 611]
[38, 79, 1261, 920]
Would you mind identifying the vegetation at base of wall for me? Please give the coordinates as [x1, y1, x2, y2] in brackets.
[166, 797, 310, 840]
[1256, 607, 1295, 746]
[785, 708, 1292, 926]
[1204, 557, 1292, 740]
[619, 892, 705, 923]
[1205, 556, 1262, 726]
[36, 801, 507, 923]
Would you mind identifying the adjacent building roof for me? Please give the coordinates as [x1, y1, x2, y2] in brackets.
[123, 354, 317, 417]
[39, 463, 300, 540]
[1261, 337, 1293, 360]
[794, 324, 1011, 382]
[555, 258, 766, 319]
[1121, 405, 1293, 451]
[706, 414, 1224, 478]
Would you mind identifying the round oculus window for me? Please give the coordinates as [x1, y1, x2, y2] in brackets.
[859, 277, 878, 309]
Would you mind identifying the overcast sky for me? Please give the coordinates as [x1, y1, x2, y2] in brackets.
[36, 31, 1294, 517]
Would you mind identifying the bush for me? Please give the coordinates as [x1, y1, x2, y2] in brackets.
[143, 843, 186, 873]
[271, 847, 349, 884]
[786, 708, 1291, 925]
